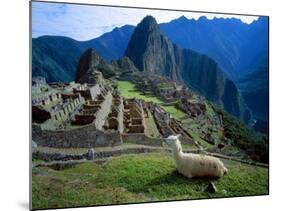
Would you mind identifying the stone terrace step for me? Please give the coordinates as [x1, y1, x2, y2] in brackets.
[32, 145, 170, 162]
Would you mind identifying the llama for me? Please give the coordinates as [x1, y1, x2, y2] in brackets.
[164, 134, 228, 178]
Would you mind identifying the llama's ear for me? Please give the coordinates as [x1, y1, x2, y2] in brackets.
[176, 134, 181, 138]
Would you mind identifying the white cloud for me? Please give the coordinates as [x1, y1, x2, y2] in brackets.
[32, 2, 259, 41]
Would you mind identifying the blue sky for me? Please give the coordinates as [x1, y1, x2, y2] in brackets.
[32, 2, 259, 41]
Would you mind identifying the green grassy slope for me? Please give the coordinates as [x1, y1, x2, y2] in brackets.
[32, 153, 268, 210]
[117, 81, 186, 119]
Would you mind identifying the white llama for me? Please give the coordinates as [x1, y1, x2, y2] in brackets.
[164, 134, 228, 178]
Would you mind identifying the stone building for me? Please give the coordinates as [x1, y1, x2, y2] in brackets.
[149, 104, 173, 137]
[105, 93, 124, 133]
[123, 99, 145, 134]
[178, 98, 206, 118]
[32, 72, 202, 151]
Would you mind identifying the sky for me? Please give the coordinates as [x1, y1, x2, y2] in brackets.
[32, 1, 259, 41]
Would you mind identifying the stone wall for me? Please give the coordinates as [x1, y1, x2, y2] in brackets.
[178, 136, 195, 145]
[32, 123, 122, 148]
[33, 147, 167, 162]
[118, 97, 124, 133]
[94, 92, 113, 130]
[39, 96, 85, 130]
[122, 134, 163, 147]
[73, 84, 100, 101]
[89, 84, 101, 100]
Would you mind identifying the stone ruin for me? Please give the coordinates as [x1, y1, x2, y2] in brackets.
[178, 98, 206, 118]
[32, 80, 86, 130]
[32, 73, 123, 147]
[132, 74, 193, 103]
[123, 99, 145, 134]
[147, 103, 195, 145]
[132, 74, 209, 120]
[32, 72, 208, 150]
[148, 104, 173, 137]
[104, 93, 124, 133]
[201, 133, 215, 145]
[156, 84, 193, 103]
[72, 93, 105, 125]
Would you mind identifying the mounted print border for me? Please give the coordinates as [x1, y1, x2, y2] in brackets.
[30, 1, 269, 210]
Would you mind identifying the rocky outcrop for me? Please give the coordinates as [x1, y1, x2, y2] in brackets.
[76, 48, 116, 83]
[76, 49, 139, 83]
[112, 56, 139, 72]
[125, 16, 248, 121]
[125, 16, 180, 80]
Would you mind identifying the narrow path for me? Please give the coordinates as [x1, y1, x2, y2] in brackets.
[33, 144, 268, 168]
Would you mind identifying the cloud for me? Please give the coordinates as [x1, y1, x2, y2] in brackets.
[32, 2, 259, 41]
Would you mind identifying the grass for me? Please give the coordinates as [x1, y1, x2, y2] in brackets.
[117, 81, 186, 120]
[181, 143, 199, 150]
[189, 131, 213, 148]
[221, 145, 245, 157]
[162, 105, 186, 120]
[181, 119, 213, 148]
[32, 152, 268, 210]
[220, 109, 269, 163]
[32, 159, 45, 166]
[205, 102, 216, 117]
[117, 81, 163, 104]
[144, 111, 161, 138]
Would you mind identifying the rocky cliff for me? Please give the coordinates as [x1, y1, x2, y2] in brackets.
[112, 56, 139, 73]
[76, 48, 138, 83]
[124, 16, 180, 80]
[75, 48, 116, 83]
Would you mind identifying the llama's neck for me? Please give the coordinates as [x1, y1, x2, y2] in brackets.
[173, 150, 182, 161]
[173, 142, 183, 161]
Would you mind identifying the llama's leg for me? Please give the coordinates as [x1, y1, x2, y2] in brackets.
[224, 168, 228, 175]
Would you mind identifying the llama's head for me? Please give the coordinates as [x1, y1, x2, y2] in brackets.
[164, 134, 182, 153]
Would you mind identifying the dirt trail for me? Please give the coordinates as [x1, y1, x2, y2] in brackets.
[33, 144, 268, 168]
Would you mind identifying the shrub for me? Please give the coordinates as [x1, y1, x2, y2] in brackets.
[214, 106, 268, 163]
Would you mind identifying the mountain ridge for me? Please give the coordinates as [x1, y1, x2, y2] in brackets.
[32, 25, 135, 83]
[32, 16, 268, 82]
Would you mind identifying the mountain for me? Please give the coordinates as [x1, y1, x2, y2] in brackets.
[32, 16, 268, 82]
[160, 16, 268, 80]
[237, 56, 269, 132]
[32, 15, 268, 126]
[125, 16, 249, 120]
[32, 36, 84, 82]
[82, 25, 135, 62]
[32, 25, 134, 82]
[125, 16, 180, 80]
[76, 48, 138, 83]
[111, 56, 139, 73]
[235, 17, 268, 78]
[76, 48, 116, 83]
